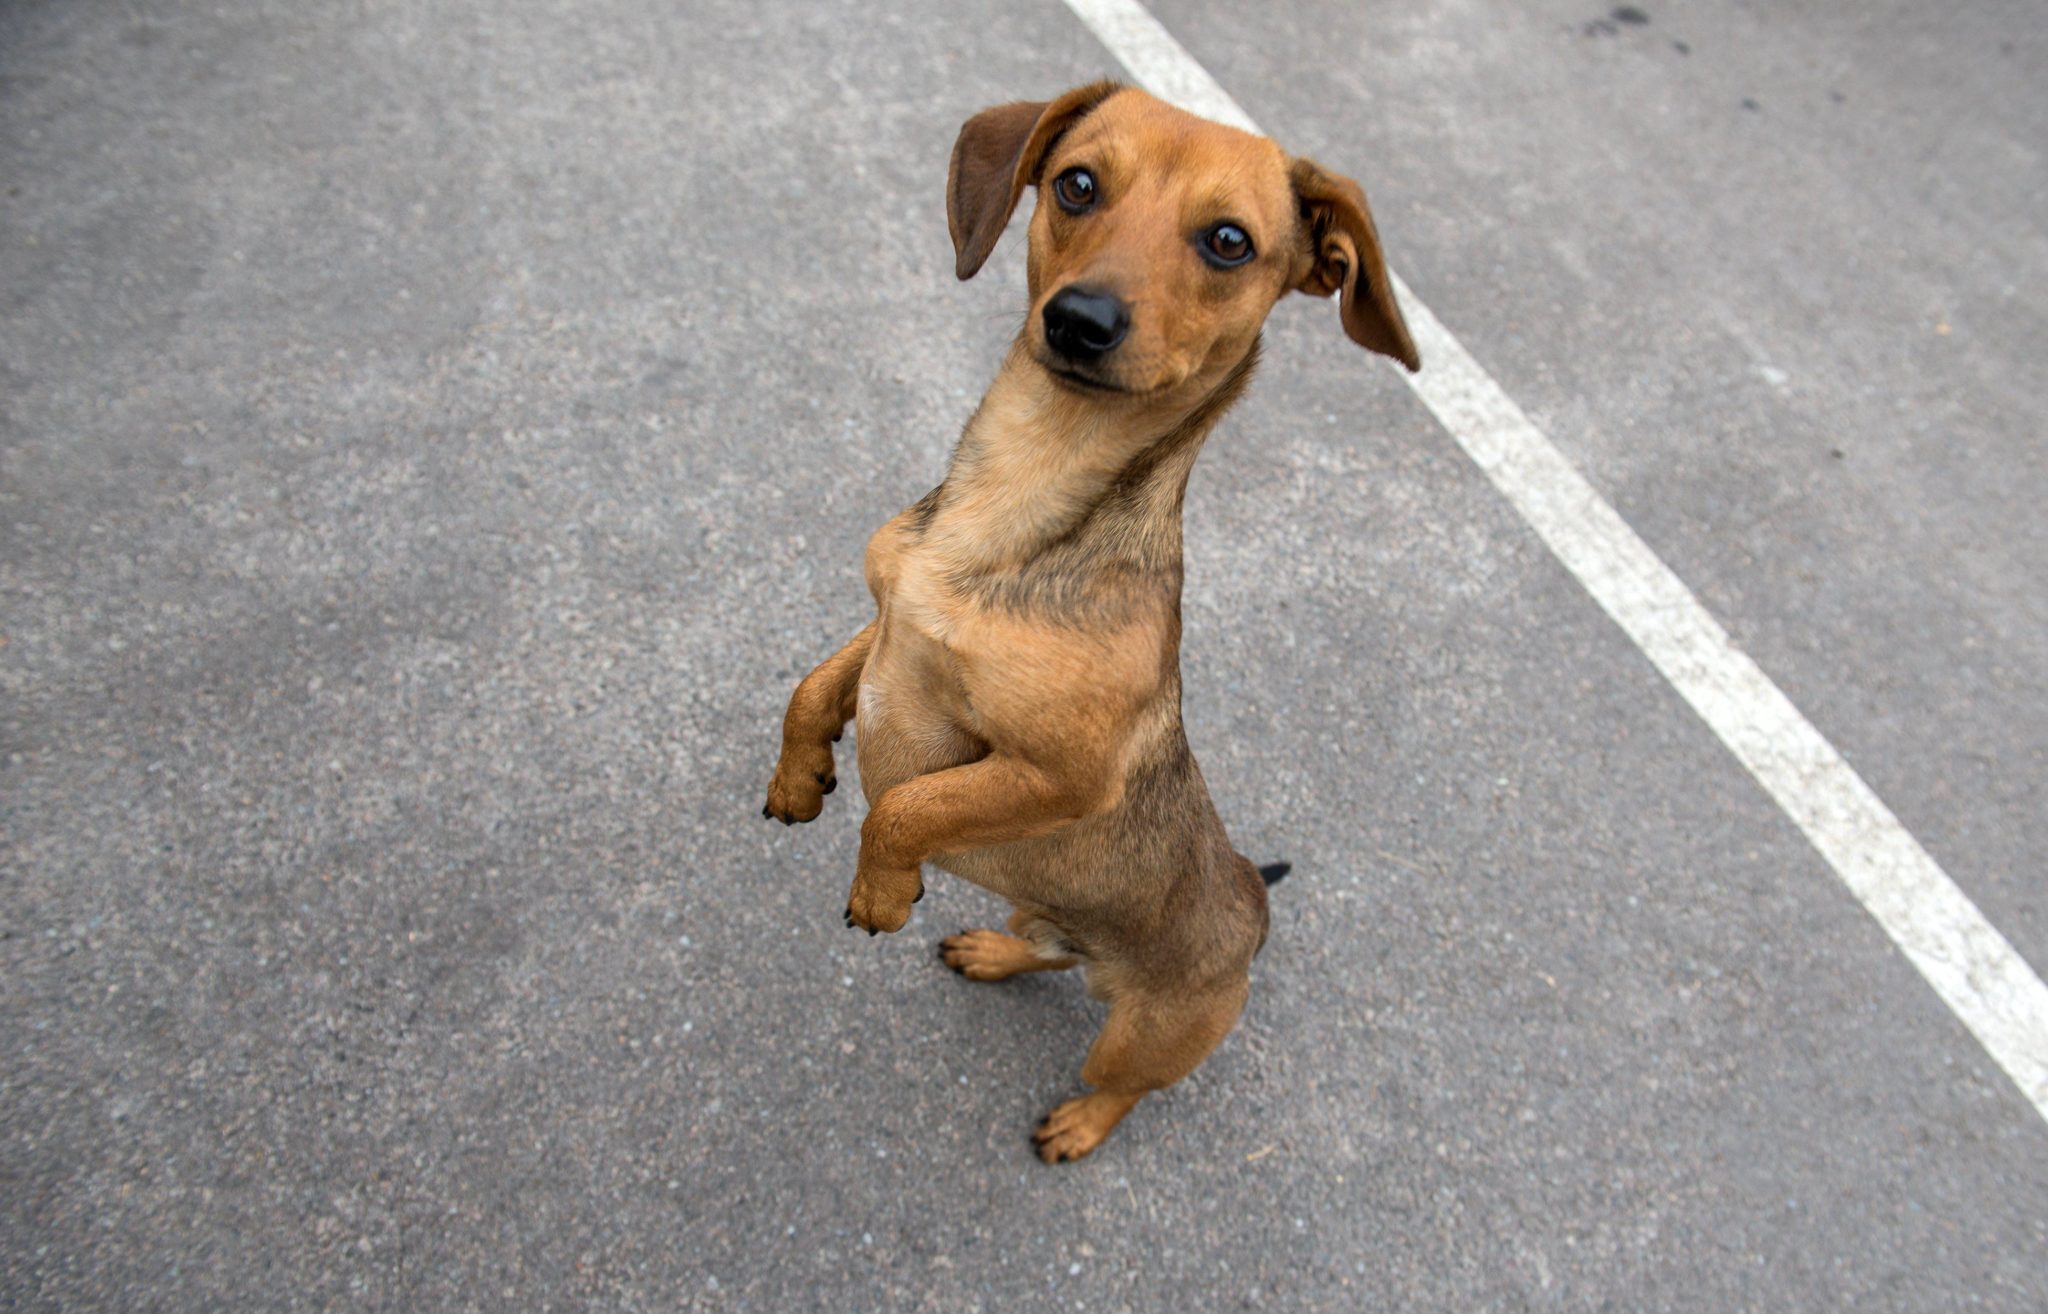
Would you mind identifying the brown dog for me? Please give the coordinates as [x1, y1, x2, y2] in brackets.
[764, 82, 1417, 1162]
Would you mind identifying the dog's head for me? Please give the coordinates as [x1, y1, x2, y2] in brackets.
[947, 83, 1418, 403]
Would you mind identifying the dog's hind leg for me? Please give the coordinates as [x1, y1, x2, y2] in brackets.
[1033, 974, 1249, 1163]
[939, 910, 1080, 982]
[764, 621, 875, 824]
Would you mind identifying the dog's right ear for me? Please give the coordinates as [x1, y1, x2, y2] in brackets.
[947, 82, 1121, 280]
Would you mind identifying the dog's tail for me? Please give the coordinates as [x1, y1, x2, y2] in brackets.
[1258, 861, 1291, 887]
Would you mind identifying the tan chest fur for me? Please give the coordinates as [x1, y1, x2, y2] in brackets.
[854, 516, 984, 805]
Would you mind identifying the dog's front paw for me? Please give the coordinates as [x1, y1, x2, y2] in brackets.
[762, 750, 836, 825]
[844, 863, 923, 936]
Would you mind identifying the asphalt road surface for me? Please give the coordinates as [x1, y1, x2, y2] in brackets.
[4, 0, 2044, 1309]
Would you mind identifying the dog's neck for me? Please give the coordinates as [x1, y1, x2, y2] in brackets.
[924, 338, 1260, 583]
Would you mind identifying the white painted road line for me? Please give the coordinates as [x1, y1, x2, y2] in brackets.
[1060, 0, 2048, 1125]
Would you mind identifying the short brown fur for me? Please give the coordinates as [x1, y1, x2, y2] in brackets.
[765, 84, 1417, 1162]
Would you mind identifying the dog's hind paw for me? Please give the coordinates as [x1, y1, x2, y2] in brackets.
[939, 928, 1043, 981]
[1032, 1091, 1143, 1164]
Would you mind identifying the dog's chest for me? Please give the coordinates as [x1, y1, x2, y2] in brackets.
[854, 556, 985, 803]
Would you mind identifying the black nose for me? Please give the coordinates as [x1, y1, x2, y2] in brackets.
[1042, 286, 1130, 362]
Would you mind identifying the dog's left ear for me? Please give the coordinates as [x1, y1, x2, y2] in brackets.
[1289, 158, 1420, 372]
[947, 81, 1122, 281]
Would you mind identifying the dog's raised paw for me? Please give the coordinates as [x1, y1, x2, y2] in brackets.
[762, 761, 830, 825]
[844, 868, 919, 935]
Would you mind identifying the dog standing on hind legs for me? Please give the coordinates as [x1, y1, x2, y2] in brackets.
[764, 82, 1418, 1162]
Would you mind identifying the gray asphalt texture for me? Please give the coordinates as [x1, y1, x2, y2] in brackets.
[4, 0, 2045, 1309]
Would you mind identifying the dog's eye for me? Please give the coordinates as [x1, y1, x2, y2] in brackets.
[1200, 223, 1254, 268]
[1052, 167, 1098, 213]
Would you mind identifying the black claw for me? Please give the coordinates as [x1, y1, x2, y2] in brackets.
[761, 804, 771, 818]
[779, 815, 792, 826]
[821, 777, 837, 795]
[912, 885, 925, 903]
[831, 730, 842, 742]
[867, 927, 877, 937]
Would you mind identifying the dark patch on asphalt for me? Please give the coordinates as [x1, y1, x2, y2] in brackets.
[1584, 6, 1649, 36]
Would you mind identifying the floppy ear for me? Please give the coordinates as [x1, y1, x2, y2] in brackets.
[946, 81, 1122, 281]
[1289, 157, 1420, 372]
